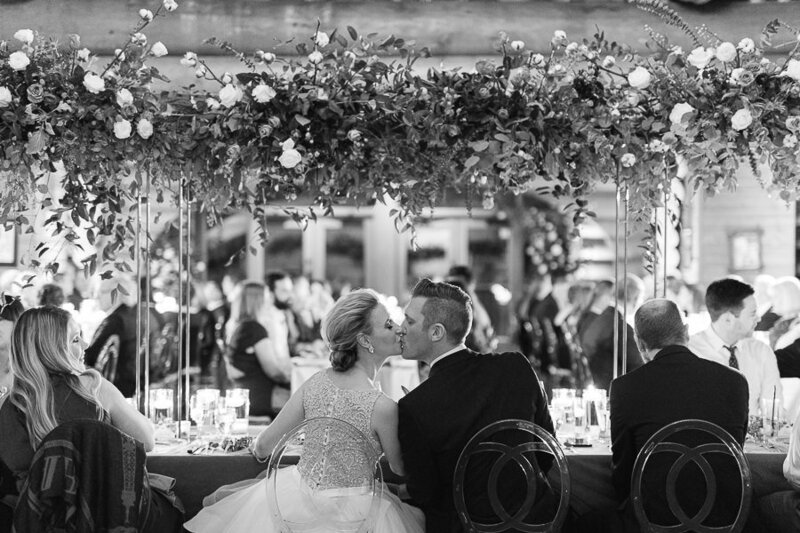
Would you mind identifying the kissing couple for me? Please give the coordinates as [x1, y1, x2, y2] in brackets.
[185, 278, 554, 533]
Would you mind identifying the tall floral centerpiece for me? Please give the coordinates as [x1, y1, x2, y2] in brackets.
[0, 0, 798, 276]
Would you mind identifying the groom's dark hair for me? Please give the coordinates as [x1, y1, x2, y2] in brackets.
[411, 278, 472, 344]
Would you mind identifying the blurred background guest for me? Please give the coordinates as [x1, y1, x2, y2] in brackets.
[225, 280, 292, 418]
[581, 274, 644, 391]
[0, 295, 24, 410]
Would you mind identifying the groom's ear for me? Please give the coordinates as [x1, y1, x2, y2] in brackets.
[429, 323, 446, 342]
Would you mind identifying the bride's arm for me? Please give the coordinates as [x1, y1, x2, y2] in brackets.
[252, 385, 305, 461]
[371, 396, 405, 477]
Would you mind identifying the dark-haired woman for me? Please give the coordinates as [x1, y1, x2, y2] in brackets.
[185, 289, 424, 533]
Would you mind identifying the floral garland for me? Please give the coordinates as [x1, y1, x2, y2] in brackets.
[0, 0, 799, 277]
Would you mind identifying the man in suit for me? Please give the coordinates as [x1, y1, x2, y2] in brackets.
[581, 274, 645, 391]
[397, 278, 555, 533]
[602, 299, 749, 532]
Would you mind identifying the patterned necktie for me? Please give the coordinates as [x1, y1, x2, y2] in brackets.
[724, 345, 739, 370]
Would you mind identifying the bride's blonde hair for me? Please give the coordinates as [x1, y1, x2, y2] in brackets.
[322, 289, 382, 371]
[9, 306, 102, 449]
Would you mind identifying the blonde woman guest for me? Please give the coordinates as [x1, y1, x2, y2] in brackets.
[0, 306, 183, 531]
[225, 281, 292, 417]
[0, 307, 155, 489]
[185, 289, 424, 533]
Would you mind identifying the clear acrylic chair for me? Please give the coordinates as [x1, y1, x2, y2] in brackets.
[266, 416, 383, 532]
[453, 419, 571, 533]
[631, 419, 752, 533]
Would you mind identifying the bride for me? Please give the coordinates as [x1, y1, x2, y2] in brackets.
[184, 288, 425, 533]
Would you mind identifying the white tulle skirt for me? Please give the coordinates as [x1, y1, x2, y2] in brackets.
[184, 466, 425, 533]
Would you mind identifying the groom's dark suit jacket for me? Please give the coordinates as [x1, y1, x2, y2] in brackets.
[398, 349, 554, 533]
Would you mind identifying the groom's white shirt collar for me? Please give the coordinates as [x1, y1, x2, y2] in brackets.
[429, 344, 467, 369]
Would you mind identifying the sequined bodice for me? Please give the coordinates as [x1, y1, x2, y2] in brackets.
[297, 371, 383, 489]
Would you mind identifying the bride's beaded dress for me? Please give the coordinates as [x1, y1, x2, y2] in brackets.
[184, 371, 425, 533]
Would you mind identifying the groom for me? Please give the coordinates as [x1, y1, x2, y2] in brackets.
[398, 278, 557, 532]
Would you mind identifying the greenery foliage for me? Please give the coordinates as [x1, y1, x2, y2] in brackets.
[1, 0, 799, 276]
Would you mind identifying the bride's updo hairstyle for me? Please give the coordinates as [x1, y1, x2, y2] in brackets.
[322, 289, 382, 372]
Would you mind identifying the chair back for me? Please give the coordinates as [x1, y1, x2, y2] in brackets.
[453, 419, 570, 533]
[14, 419, 151, 532]
[93, 333, 120, 381]
[631, 419, 752, 533]
[266, 416, 382, 533]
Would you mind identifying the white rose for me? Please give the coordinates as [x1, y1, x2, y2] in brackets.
[783, 134, 798, 149]
[151, 42, 168, 57]
[737, 38, 755, 54]
[347, 129, 361, 142]
[218, 84, 242, 107]
[281, 138, 295, 151]
[131, 32, 147, 46]
[116, 88, 134, 107]
[602, 56, 615, 68]
[137, 118, 154, 139]
[195, 66, 207, 78]
[8, 51, 30, 71]
[252, 84, 276, 103]
[308, 51, 324, 64]
[263, 52, 276, 64]
[552, 30, 567, 46]
[279, 148, 302, 169]
[687, 47, 714, 69]
[163, 0, 178, 11]
[83, 72, 105, 94]
[14, 29, 34, 45]
[114, 119, 132, 139]
[565, 42, 579, 55]
[620, 153, 637, 167]
[731, 108, 753, 131]
[784, 59, 800, 82]
[205, 98, 220, 110]
[221, 72, 233, 85]
[315, 32, 329, 48]
[0, 87, 12, 108]
[77, 48, 91, 62]
[510, 40, 525, 52]
[180, 52, 197, 67]
[669, 102, 694, 125]
[627, 66, 652, 89]
[139, 9, 154, 21]
[715, 42, 737, 63]
[114, 49, 126, 62]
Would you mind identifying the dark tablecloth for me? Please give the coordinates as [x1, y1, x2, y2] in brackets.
[148, 444, 792, 520]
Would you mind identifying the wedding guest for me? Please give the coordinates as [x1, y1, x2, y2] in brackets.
[587, 299, 749, 533]
[225, 280, 291, 417]
[37, 283, 65, 307]
[576, 279, 613, 343]
[265, 271, 301, 357]
[84, 275, 157, 397]
[581, 274, 644, 391]
[531, 271, 577, 387]
[203, 280, 230, 387]
[689, 278, 782, 417]
[398, 279, 558, 532]
[768, 276, 800, 350]
[756, 405, 800, 532]
[0, 295, 24, 410]
[754, 273, 778, 331]
[0, 306, 182, 531]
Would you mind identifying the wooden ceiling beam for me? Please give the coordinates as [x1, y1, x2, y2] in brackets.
[1, 1, 796, 56]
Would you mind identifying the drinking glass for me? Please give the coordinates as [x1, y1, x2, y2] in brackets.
[216, 398, 237, 437]
[149, 389, 174, 426]
[191, 388, 220, 437]
[225, 388, 250, 434]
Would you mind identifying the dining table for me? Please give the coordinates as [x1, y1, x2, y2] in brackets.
[147, 433, 793, 521]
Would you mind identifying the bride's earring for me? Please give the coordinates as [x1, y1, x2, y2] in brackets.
[368, 345, 374, 354]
